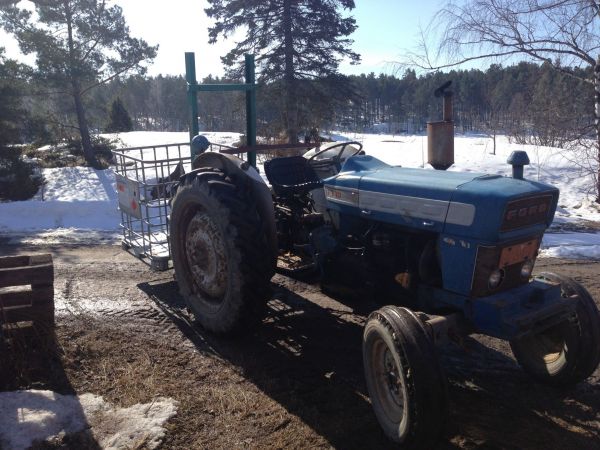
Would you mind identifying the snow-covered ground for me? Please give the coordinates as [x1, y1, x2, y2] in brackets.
[0, 130, 599, 258]
[103, 130, 242, 149]
[0, 390, 177, 450]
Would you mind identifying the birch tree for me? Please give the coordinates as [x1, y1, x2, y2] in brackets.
[414, 0, 600, 201]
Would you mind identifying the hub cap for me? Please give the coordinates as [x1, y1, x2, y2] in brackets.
[384, 349, 404, 407]
[184, 211, 228, 301]
[526, 326, 565, 364]
[371, 338, 407, 425]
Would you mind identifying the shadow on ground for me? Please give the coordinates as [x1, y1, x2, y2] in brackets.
[0, 327, 101, 449]
[138, 278, 600, 450]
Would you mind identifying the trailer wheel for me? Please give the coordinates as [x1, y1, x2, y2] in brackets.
[363, 306, 447, 447]
[170, 169, 273, 335]
[510, 272, 600, 386]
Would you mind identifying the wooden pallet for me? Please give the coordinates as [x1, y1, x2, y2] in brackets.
[0, 254, 54, 330]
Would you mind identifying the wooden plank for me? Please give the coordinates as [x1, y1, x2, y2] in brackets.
[0, 263, 54, 288]
[1, 303, 54, 324]
[0, 255, 31, 269]
[0, 254, 52, 269]
[0, 253, 54, 327]
[29, 254, 53, 265]
[0, 287, 53, 308]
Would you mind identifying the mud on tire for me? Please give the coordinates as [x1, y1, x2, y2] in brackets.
[510, 272, 600, 386]
[170, 169, 274, 335]
[362, 306, 447, 448]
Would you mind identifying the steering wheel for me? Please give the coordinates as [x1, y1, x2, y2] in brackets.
[306, 141, 364, 173]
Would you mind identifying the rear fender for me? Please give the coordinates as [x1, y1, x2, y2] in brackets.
[183, 152, 277, 267]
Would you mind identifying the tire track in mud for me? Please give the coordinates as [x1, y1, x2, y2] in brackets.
[53, 259, 184, 334]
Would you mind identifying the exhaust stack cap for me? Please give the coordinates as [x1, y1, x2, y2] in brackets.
[507, 150, 530, 180]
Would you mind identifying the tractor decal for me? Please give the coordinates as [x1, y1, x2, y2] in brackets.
[324, 185, 359, 206]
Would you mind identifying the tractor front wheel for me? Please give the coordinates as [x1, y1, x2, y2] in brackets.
[362, 306, 447, 447]
[170, 169, 273, 335]
[510, 272, 600, 386]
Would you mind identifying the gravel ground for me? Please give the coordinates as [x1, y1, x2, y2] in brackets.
[1, 243, 599, 449]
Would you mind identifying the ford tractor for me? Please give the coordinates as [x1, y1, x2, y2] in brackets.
[169, 141, 600, 448]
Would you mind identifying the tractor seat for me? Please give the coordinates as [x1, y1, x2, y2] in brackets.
[264, 156, 323, 197]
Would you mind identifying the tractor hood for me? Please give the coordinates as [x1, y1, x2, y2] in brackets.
[323, 155, 558, 241]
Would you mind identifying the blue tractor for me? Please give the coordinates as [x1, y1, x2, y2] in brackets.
[169, 142, 600, 448]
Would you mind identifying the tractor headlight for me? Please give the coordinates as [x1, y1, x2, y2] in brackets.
[488, 269, 504, 289]
[521, 259, 534, 279]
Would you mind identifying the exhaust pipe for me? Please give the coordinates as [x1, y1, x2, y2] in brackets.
[427, 80, 454, 170]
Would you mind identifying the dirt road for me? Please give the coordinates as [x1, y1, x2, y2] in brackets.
[1, 243, 599, 449]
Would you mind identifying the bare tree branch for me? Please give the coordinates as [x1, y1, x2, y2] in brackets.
[405, 0, 600, 201]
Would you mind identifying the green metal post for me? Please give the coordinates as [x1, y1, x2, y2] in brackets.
[185, 52, 199, 150]
[245, 54, 257, 168]
[184, 52, 256, 166]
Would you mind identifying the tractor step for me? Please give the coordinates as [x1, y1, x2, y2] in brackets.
[276, 252, 316, 275]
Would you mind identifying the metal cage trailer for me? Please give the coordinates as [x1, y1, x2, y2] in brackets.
[113, 141, 234, 271]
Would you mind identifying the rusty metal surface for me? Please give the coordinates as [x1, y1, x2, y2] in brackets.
[427, 121, 455, 170]
[219, 143, 313, 155]
[184, 211, 228, 300]
[499, 239, 539, 268]
[443, 96, 453, 121]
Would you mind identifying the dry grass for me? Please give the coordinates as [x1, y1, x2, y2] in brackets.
[0, 324, 64, 392]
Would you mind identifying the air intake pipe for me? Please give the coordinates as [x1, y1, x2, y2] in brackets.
[507, 150, 530, 180]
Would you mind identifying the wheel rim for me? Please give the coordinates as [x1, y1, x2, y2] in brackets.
[370, 336, 408, 427]
[521, 325, 565, 365]
[184, 211, 228, 301]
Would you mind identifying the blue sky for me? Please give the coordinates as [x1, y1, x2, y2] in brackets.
[343, 0, 446, 75]
[2, 0, 448, 78]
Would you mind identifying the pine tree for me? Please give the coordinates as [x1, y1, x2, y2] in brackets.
[205, 0, 360, 143]
[0, 49, 41, 201]
[0, 1, 157, 163]
[0, 50, 24, 148]
[106, 97, 133, 133]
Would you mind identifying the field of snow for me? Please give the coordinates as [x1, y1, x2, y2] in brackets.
[0, 130, 599, 258]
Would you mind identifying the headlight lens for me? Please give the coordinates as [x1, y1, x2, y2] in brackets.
[488, 269, 504, 289]
[521, 259, 534, 279]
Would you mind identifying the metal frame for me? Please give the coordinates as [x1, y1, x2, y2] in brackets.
[114, 52, 312, 270]
[113, 140, 256, 271]
[113, 142, 190, 270]
[185, 52, 257, 167]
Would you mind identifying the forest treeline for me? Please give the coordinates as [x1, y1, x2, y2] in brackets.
[7, 60, 594, 148]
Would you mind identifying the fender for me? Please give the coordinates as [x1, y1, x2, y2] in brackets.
[183, 152, 278, 269]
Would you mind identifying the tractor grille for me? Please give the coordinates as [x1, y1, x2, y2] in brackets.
[471, 237, 540, 297]
[500, 195, 553, 232]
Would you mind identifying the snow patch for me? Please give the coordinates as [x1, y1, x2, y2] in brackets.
[35, 166, 117, 202]
[0, 166, 120, 235]
[540, 232, 600, 259]
[5, 228, 120, 245]
[0, 390, 177, 450]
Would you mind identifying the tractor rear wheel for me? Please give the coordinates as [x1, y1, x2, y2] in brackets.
[362, 306, 447, 447]
[170, 169, 273, 335]
[510, 272, 600, 386]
